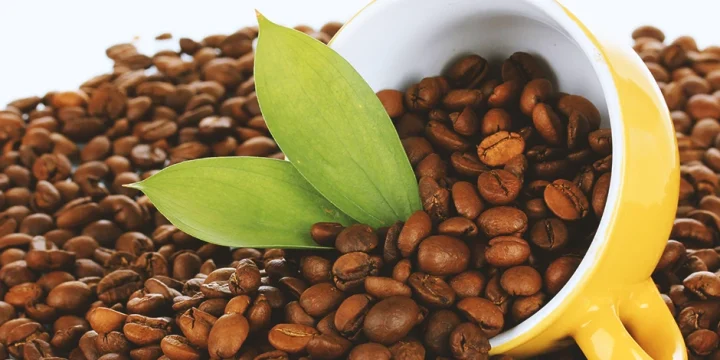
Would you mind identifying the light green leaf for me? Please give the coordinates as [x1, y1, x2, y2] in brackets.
[254, 14, 422, 228]
[129, 157, 353, 249]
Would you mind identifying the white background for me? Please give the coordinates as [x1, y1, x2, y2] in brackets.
[0, 0, 716, 106]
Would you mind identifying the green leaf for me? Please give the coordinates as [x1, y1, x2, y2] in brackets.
[129, 157, 354, 249]
[254, 14, 421, 228]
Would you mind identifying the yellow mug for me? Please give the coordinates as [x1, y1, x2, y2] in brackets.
[330, 0, 685, 358]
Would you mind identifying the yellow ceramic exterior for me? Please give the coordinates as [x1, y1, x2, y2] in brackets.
[332, 1, 684, 359]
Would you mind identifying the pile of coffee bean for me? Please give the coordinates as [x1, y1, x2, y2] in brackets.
[304, 52, 610, 359]
[635, 25, 720, 359]
[0, 22, 405, 360]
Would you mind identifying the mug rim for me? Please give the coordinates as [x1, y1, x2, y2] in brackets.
[329, 0, 629, 348]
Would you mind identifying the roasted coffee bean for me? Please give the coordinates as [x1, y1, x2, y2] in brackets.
[310, 223, 344, 247]
[397, 210, 432, 257]
[451, 182, 484, 221]
[477, 206, 528, 237]
[500, 266, 542, 296]
[477, 169, 522, 205]
[363, 296, 421, 345]
[408, 272, 456, 307]
[545, 255, 582, 295]
[449, 322, 491, 360]
[477, 131, 525, 166]
[529, 218, 568, 251]
[268, 323, 318, 354]
[364, 276, 411, 299]
[46, 280, 93, 313]
[177, 307, 216, 349]
[230, 258, 261, 295]
[334, 294, 372, 338]
[335, 224, 378, 254]
[87, 307, 127, 334]
[160, 335, 201, 360]
[456, 297, 504, 337]
[98, 269, 143, 304]
[544, 179, 590, 220]
[512, 292, 546, 323]
[377, 90, 405, 118]
[438, 217, 478, 237]
[684, 271, 720, 299]
[424, 309, 462, 355]
[207, 313, 249, 358]
[332, 252, 381, 292]
[417, 235, 469, 276]
[307, 333, 352, 360]
[450, 271, 486, 299]
[299, 282, 344, 317]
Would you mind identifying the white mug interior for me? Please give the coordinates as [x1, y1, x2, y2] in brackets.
[330, 0, 628, 349]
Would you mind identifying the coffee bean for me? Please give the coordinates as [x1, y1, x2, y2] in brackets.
[532, 104, 565, 146]
[449, 271, 485, 299]
[424, 309, 462, 355]
[477, 131, 525, 166]
[46, 281, 93, 313]
[364, 276, 411, 299]
[334, 294, 372, 339]
[161, 335, 201, 360]
[500, 266, 542, 296]
[335, 224, 378, 254]
[556, 94, 601, 130]
[348, 343, 392, 360]
[377, 90, 405, 118]
[683, 271, 720, 299]
[520, 79, 554, 116]
[207, 313, 249, 357]
[392, 259, 412, 284]
[426, 121, 472, 152]
[456, 297, 504, 337]
[438, 217, 478, 237]
[408, 272, 455, 308]
[477, 169, 521, 205]
[417, 235, 469, 276]
[545, 255, 581, 295]
[307, 333, 352, 360]
[485, 237, 531, 267]
[299, 283, 343, 317]
[502, 52, 547, 83]
[511, 292, 546, 323]
[268, 323, 318, 354]
[477, 206, 528, 238]
[451, 181, 484, 220]
[544, 179, 590, 220]
[87, 307, 127, 334]
[488, 80, 523, 108]
[97, 269, 143, 304]
[397, 210, 432, 257]
[310, 223, 344, 247]
[415, 153, 447, 181]
[449, 322, 490, 360]
[450, 107, 480, 137]
[529, 218, 568, 251]
[442, 89, 483, 111]
[450, 152, 487, 177]
[363, 296, 421, 345]
[447, 55, 489, 88]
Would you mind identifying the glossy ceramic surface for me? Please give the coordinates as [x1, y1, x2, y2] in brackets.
[330, 0, 684, 358]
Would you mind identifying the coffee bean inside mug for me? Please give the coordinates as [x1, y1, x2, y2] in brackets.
[305, 50, 611, 359]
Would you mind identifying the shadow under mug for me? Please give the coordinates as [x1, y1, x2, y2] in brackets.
[330, 0, 685, 358]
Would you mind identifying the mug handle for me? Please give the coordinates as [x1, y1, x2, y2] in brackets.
[573, 279, 686, 360]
